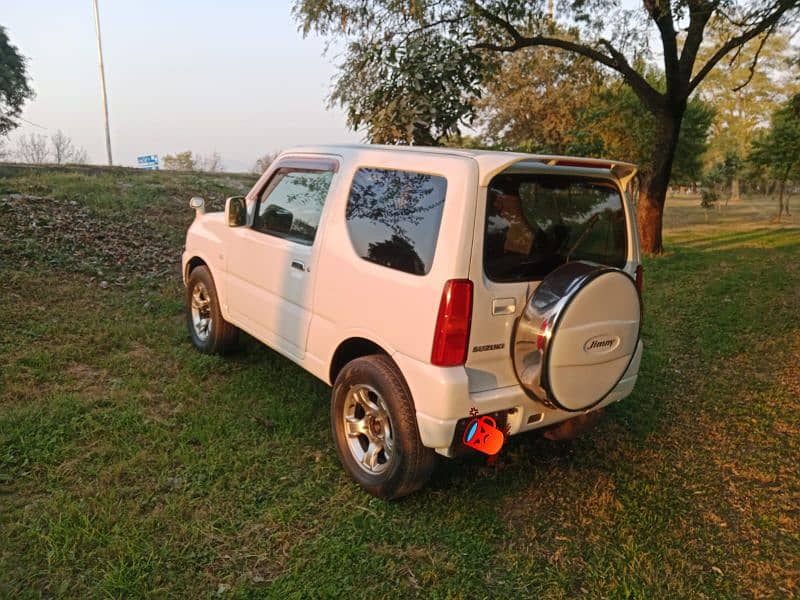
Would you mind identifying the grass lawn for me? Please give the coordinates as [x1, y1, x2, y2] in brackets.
[1, 164, 798, 598]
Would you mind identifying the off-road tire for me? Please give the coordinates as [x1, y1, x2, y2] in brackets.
[185, 266, 239, 354]
[331, 355, 437, 499]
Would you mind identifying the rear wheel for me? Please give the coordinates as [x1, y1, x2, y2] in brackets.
[331, 355, 436, 499]
[185, 266, 239, 354]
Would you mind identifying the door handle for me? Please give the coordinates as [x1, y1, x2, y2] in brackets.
[291, 260, 308, 272]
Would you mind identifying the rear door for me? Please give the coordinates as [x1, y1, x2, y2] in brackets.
[226, 156, 338, 359]
[466, 166, 633, 393]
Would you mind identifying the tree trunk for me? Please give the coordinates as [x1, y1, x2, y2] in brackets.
[637, 110, 684, 255]
[777, 179, 786, 220]
[728, 177, 739, 206]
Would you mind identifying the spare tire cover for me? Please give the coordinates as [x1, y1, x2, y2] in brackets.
[513, 262, 641, 412]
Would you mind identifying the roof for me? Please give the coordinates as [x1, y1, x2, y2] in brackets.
[284, 143, 638, 186]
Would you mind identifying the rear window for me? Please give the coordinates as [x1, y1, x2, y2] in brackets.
[484, 174, 627, 282]
[346, 168, 447, 276]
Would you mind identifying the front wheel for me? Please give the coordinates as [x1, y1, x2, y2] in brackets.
[185, 265, 239, 354]
[331, 355, 436, 499]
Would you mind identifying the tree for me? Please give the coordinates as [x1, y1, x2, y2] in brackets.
[474, 52, 714, 183]
[697, 26, 799, 200]
[162, 150, 196, 171]
[295, 0, 800, 254]
[50, 130, 89, 164]
[330, 33, 485, 144]
[0, 26, 34, 137]
[476, 43, 604, 155]
[748, 97, 800, 219]
[252, 152, 279, 174]
[70, 146, 89, 165]
[583, 83, 715, 186]
[16, 133, 49, 164]
[163, 150, 225, 172]
[195, 151, 224, 172]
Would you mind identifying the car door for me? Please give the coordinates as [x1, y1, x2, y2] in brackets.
[226, 157, 338, 360]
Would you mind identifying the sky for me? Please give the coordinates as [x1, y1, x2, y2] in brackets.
[4, 1, 362, 171]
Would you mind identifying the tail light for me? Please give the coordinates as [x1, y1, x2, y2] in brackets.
[536, 319, 549, 351]
[431, 279, 473, 366]
[635, 265, 644, 294]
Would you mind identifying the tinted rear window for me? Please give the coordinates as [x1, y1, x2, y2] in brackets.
[346, 168, 447, 276]
[484, 174, 627, 282]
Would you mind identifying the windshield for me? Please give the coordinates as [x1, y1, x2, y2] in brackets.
[484, 173, 628, 282]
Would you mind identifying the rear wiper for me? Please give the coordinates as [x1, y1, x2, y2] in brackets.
[565, 213, 601, 263]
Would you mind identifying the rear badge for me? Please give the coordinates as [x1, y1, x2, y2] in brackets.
[583, 335, 620, 353]
[473, 343, 505, 353]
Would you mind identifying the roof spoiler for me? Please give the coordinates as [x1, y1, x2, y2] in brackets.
[534, 156, 638, 188]
[484, 154, 639, 189]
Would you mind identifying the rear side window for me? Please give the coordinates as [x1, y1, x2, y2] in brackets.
[484, 174, 627, 282]
[346, 168, 447, 275]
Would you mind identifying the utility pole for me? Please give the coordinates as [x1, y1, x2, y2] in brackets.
[92, 0, 113, 166]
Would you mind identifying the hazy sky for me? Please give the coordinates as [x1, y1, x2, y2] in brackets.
[4, 1, 361, 171]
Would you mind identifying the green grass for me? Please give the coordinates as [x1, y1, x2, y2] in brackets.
[1, 165, 798, 598]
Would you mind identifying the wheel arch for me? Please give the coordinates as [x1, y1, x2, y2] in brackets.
[329, 337, 393, 385]
[184, 255, 208, 283]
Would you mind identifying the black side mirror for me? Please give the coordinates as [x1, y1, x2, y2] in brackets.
[226, 196, 247, 227]
[263, 205, 293, 235]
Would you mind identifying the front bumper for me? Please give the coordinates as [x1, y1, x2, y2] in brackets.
[395, 340, 644, 456]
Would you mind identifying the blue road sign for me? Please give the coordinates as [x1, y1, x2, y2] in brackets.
[137, 154, 159, 170]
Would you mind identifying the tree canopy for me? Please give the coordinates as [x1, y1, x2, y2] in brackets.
[0, 26, 34, 137]
[470, 49, 715, 184]
[698, 26, 799, 167]
[748, 96, 800, 218]
[294, 0, 800, 254]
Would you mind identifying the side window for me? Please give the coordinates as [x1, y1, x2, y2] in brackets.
[252, 168, 334, 245]
[345, 168, 447, 276]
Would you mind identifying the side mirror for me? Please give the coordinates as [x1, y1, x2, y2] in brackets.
[189, 196, 205, 216]
[262, 205, 293, 235]
[226, 196, 247, 227]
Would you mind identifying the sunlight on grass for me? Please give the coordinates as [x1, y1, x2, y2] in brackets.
[1, 166, 798, 597]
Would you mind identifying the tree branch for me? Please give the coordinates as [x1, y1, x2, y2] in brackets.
[467, 1, 664, 112]
[732, 24, 773, 92]
[678, 0, 716, 81]
[643, 0, 681, 96]
[689, 0, 796, 94]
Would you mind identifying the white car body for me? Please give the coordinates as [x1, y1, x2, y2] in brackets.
[182, 144, 643, 457]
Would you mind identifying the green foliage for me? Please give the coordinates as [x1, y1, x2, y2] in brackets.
[162, 150, 196, 171]
[697, 26, 799, 168]
[294, 0, 799, 250]
[700, 163, 725, 208]
[331, 33, 488, 144]
[748, 98, 800, 182]
[0, 26, 34, 136]
[476, 42, 602, 155]
[568, 81, 715, 184]
[702, 152, 743, 207]
[673, 101, 717, 183]
[478, 64, 714, 184]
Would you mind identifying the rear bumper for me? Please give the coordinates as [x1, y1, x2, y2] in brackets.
[395, 340, 643, 455]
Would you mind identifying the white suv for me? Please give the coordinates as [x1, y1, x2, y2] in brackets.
[182, 144, 644, 499]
